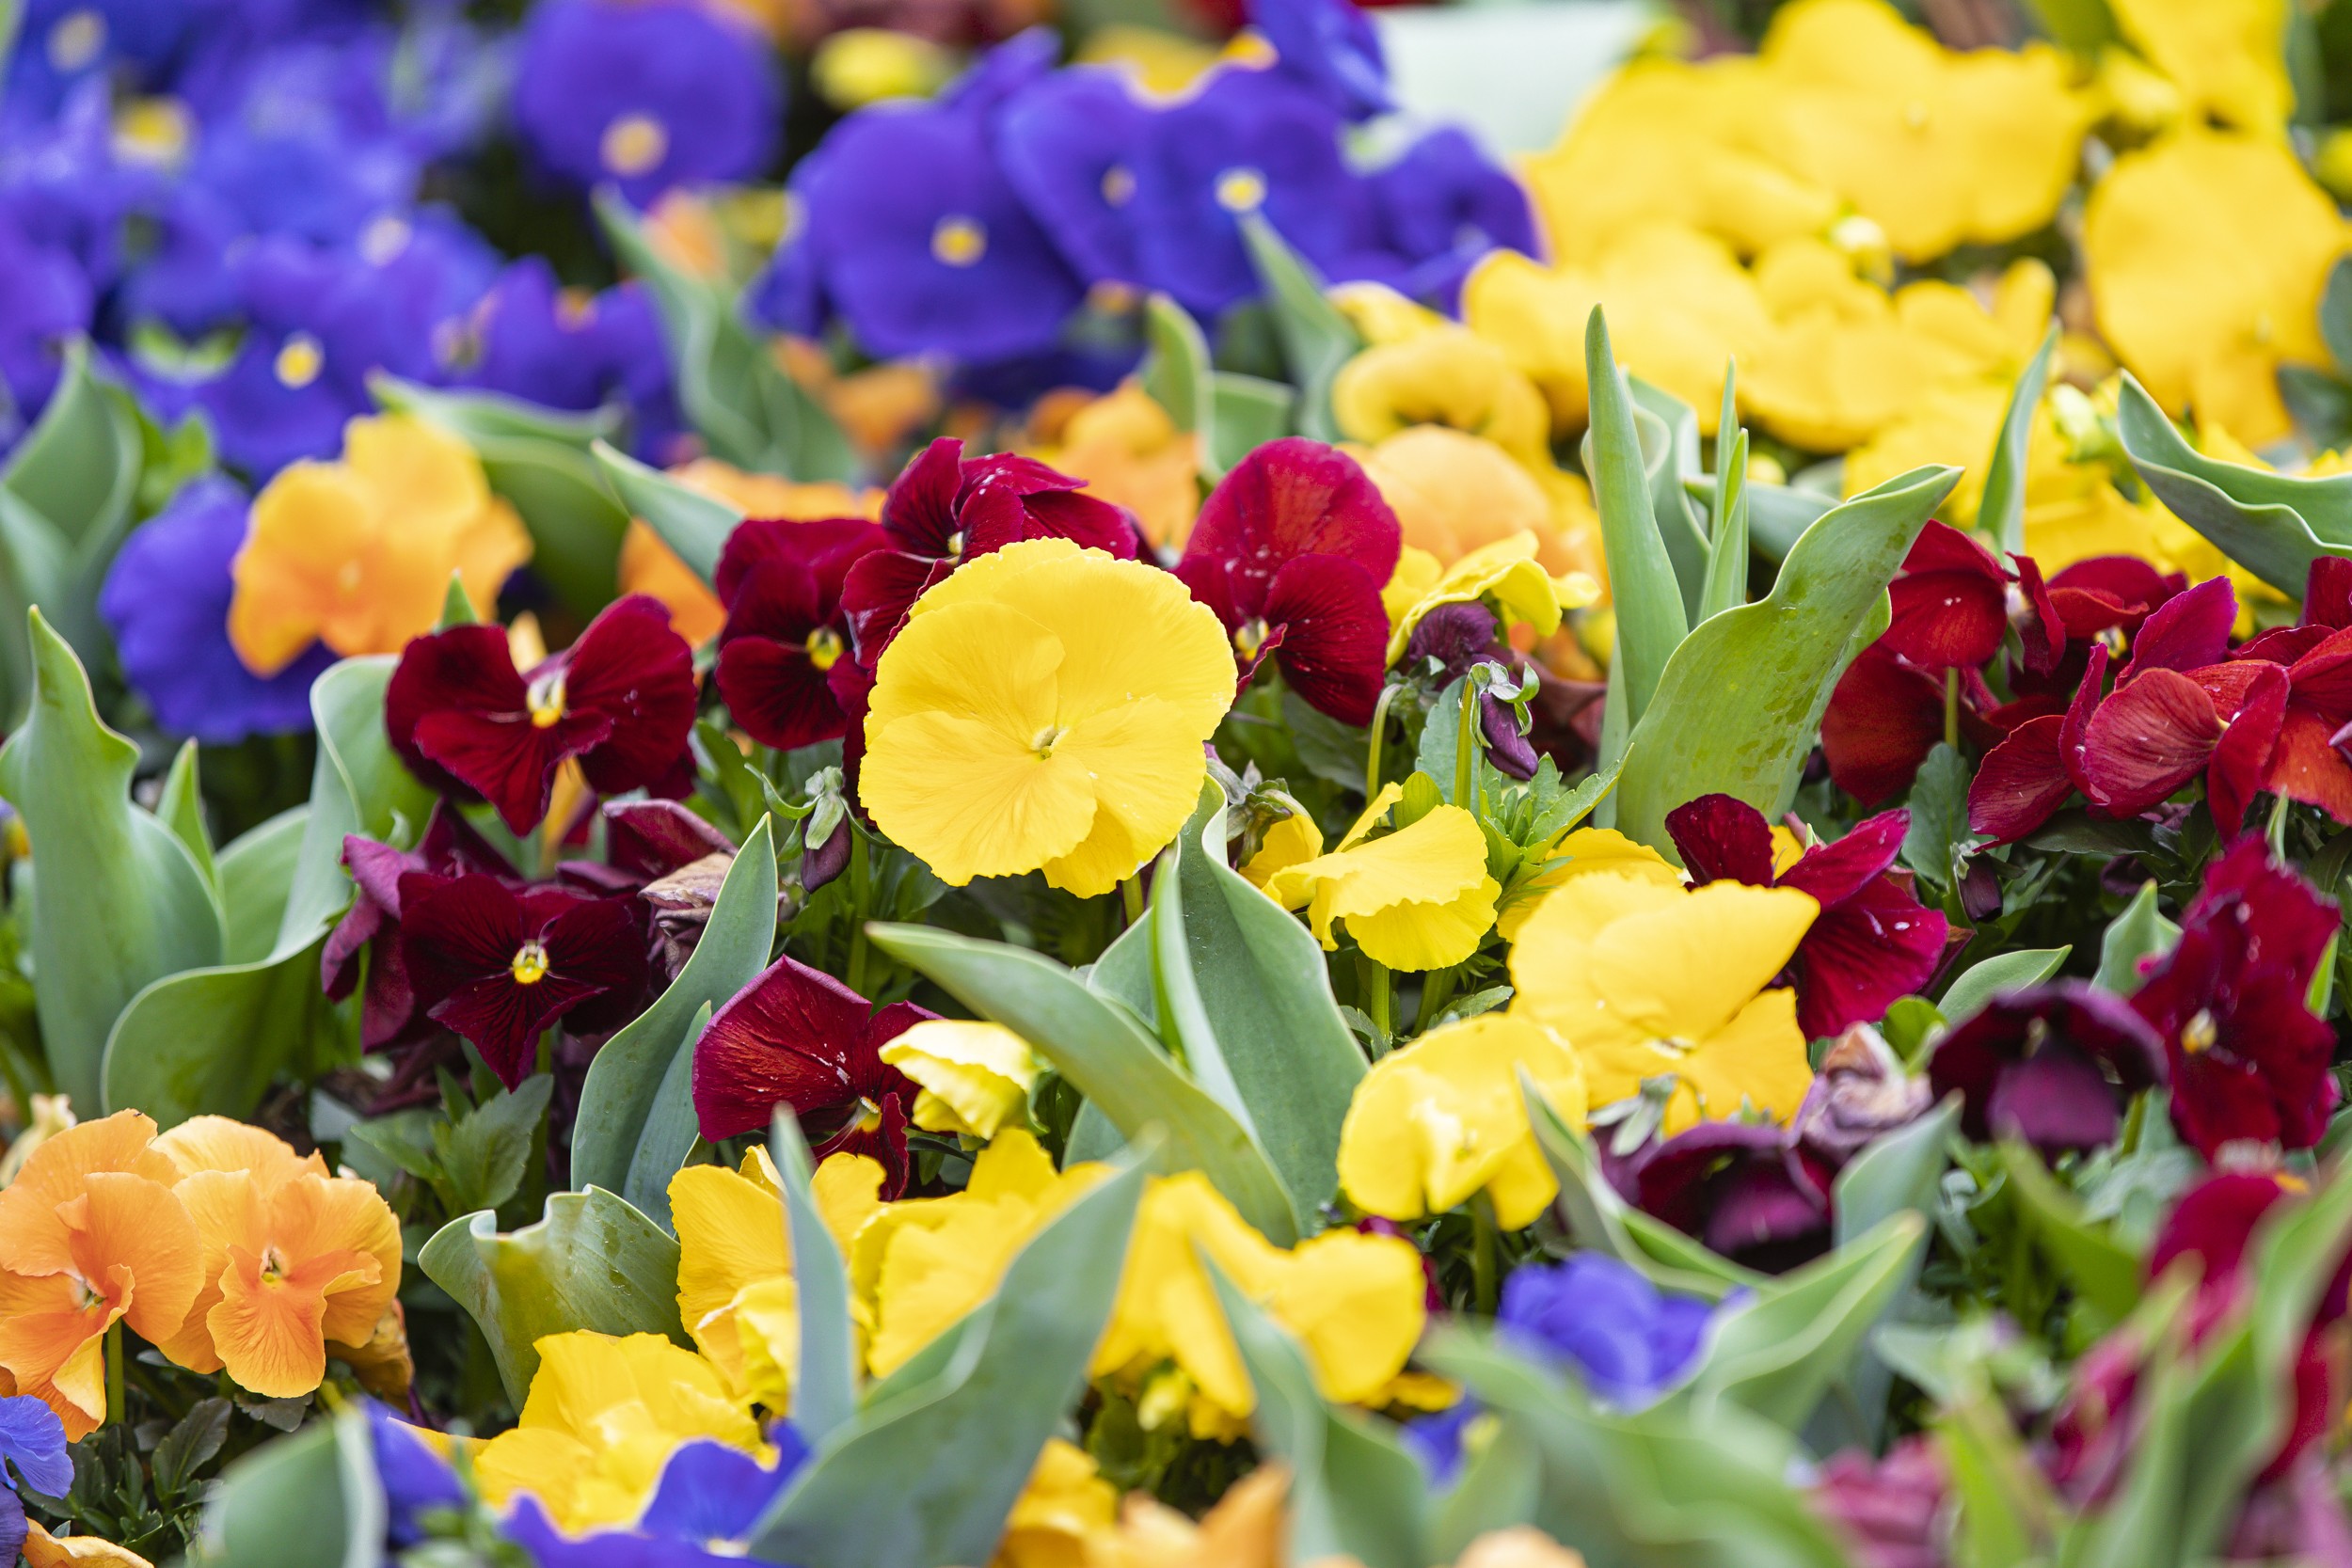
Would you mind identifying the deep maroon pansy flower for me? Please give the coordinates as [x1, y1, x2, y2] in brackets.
[1968, 641, 2108, 843]
[840, 437, 1136, 657]
[1924, 981, 2166, 1156]
[1812, 1437, 1950, 1568]
[1820, 645, 2002, 804]
[2131, 839, 2339, 1159]
[1878, 521, 2014, 671]
[1611, 1119, 1833, 1275]
[1665, 794, 1948, 1039]
[1173, 438, 1402, 726]
[555, 800, 745, 979]
[691, 954, 933, 1196]
[387, 594, 699, 834]
[324, 803, 522, 1052]
[712, 517, 888, 752]
[398, 873, 650, 1088]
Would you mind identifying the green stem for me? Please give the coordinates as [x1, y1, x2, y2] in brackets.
[2269, 790, 2293, 862]
[1362, 957, 1392, 1051]
[104, 1320, 123, 1426]
[1454, 676, 1479, 806]
[1364, 682, 1402, 801]
[846, 827, 873, 997]
[1943, 666, 1961, 751]
[1471, 1192, 1500, 1316]
[1120, 874, 1145, 928]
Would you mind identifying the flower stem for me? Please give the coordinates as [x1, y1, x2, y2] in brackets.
[1943, 666, 1961, 751]
[1120, 874, 1145, 928]
[1454, 676, 1479, 806]
[2269, 790, 2293, 861]
[104, 1320, 123, 1426]
[1471, 1192, 1500, 1315]
[1364, 682, 1402, 801]
[1361, 956, 1392, 1050]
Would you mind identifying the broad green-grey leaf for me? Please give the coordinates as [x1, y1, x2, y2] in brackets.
[1140, 293, 1211, 436]
[420, 1185, 690, 1406]
[157, 737, 219, 901]
[1626, 376, 1713, 622]
[770, 1111, 858, 1445]
[1698, 427, 1751, 623]
[594, 438, 741, 586]
[278, 657, 434, 954]
[371, 372, 620, 450]
[1204, 1260, 1427, 1568]
[0, 610, 221, 1110]
[217, 807, 310, 965]
[1208, 372, 1296, 479]
[574, 816, 777, 1201]
[624, 1005, 707, 1231]
[2324, 255, 2352, 376]
[101, 934, 346, 1126]
[867, 923, 1298, 1242]
[1832, 1095, 1960, 1248]
[1239, 213, 1360, 444]
[1980, 326, 2058, 554]
[1939, 944, 2070, 1022]
[1613, 464, 1956, 854]
[1431, 1412, 1542, 1561]
[1585, 309, 1687, 729]
[2116, 372, 2352, 594]
[475, 436, 633, 617]
[198, 1407, 381, 1568]
[2095, 881, 2180, 995]
[745, 1153, 1146, 1568]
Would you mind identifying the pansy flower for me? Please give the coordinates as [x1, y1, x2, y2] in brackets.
[841, 436, 1135, 657]
[691, 953, 932, 1196]
[1255, 0, 1392, 121]
[324, 802, 522, 1052]
[386, 594, 698, 835]
[0, 1395, 71, 1567]
[1174, 438, 1401, 725]
[1926, 982, 2166, 1156]
[398, 875, 649, 1088]
[1665, 794, 1948, 1040]
[995, 66, 1152, 287]
[712, 516, 887, 752]
[1610, 1119, 1833, 1275]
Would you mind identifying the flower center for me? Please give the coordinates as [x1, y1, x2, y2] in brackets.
[945, 530, 965, 560]
[360, 214, 412, 266]
[47, 8, 104, 71]
[2183, 1007, 2217, 1053]
[930, 216, 987, 267]
[274, 332, 324, 389]
[510, 941, 551, 986]
[528, 669, 567, 729]
[804, 626, 845, 672]
[853, 1096, 883, 1133]
[2023, 1018, 2049, 1056]
[1215, 167, 1267, 214]
[1233, 618, 1269, 658]
[1031, 725, 1064, 759]
[1100, 164, 1136, 207]
[600, 113, 670, 177]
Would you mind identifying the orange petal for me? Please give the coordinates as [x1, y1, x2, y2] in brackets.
[0, 1269, 115, 1439]
[209, 1247, 330, 1399]
[268, 1176, 402, 1348]
[63, 1173, 201, 1345]
[151, 1118, 322, 1187]
[24, 1519, 158, 1567]
[153, 1170, 262, 1375]
[0, 1113, 169, 1276]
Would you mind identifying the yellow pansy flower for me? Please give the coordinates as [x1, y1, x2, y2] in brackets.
[995, 1439, 1119, 1568]
[1332, 327, 1554, 471]
[1509, 871, 1819, 1135]
[1494, 826, 1682, 942]
[876, 1018, 1041, 1140]
[861, 539, 1235, 897]
[1328, 280, 1449, 347]
[1337, 1013, 1590, 1231]
[472, 1331, 760, 1533]
[2084, 127, 2349, 448]
[1239, 809, 1326, 889]
[670, 1152, 795, 1406]
[227, 415, 531, 675]
[1031, 382, 1201, 553]
[2107, 0, 2293, 137]
[1262, 783, 1501, 972]
[1357, 427, 1606, 594]
[1384, 532, 1595, 664]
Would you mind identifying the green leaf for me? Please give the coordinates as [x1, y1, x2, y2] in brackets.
[198, 1408, 382, 1568]
[2323, 255, 2352, 377]
[473, 436, 634, 618]
[1430, 1413, 1542, 1561]
[1900, 742, 1973, 887]
[1980, 325, 2058, 555]
[1238, 213, 1361, 444]
[1939, 945, 2070, 1022]
[1151, 781, 1363, 1227]
[769, 1111, 859, 1446]
[596, 191, 857, 483]
[1207, 372, 1296, 479]
[437, 571, 478, 628]
[745, 1151, 1148, 1568]
[1139, 293, 1211, 436]
[435, 1075, 555, 1215]
[2095, 881, 2180, 996]
[624, 1003, 708, 1230]
[153, 1398, 232, 1499]
[1, 340, 142, 631]
[1998, 1141, 2142, 1325]
[1203, 1259, 1428, 1568]
[0, 610, 222, 1110]
[419, 1186, 691, 1407]
[593, 438, 741, 586]
[2115, 372, 2352, 594]
[573, 816, 778, 1205]
[1681, 1212, 1927, 1432]
[277, 657, 435, 955]
[866, 923, 1299, 1243]
[1832, 1096, 1960, 1249]
[217, 808, 308, 966]
[1626, 376, 1714, 623]
[100, 932, 346, 1127]
[2018, 0, 2117, 53]
[370, 372, 621, 450]
[1613, 464, 1958, 854]
[1698, 428, 1751, 624]
[157, 737, 218, 900]
[1584, 310, 1688, 731]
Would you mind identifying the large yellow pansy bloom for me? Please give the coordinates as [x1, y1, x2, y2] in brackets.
[1262, 783, 1500, 972]
[861, 539, 1235, 897]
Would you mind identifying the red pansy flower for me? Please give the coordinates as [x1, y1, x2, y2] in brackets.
[691, 954, 932, 1196]
[1925, 982, 2166, 1156]
[1664, 793, 1949, 1039]
[712, 517, 888, 752]
[1174, 438, 1402, 726]
[1610, 1119, 1833, 1275]
[387, 594, 699, 834]
[840, 437, 1136, 657]
[324, 803, 522, 1052]
[1820, 644, 2001, 804]
[398, 873, 649, 1088]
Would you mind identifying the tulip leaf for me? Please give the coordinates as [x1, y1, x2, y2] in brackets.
[1430, 1411, 1543, 1561]
[156, 738, 217, 900]
[1980, 325, 2058, 555]
[1680, 1211, 1927, 1432]
[278, 656, 435, 955]
[1697, 428, 1751, 624]
[2094, 881, 2180, 996]
[419, 1185, 691, 1407]
[1208, 372, 1297, 479]
[1150, 781, 1362, 1220]
[867, 922, 1300, 1243]
[101, 933, 350, 1127]
[574, 816, 778, 1207]
[1238, 213, 1360, 445]
[1996, 1141, 2142, 1326]
[593, 438, 742, 587]
[2115, 372, 2352, 594]
[1613, 464, 1957, 855]
[1831, 1095, 1961, 1249]
[199, 1406, 383, 1568]
[769, 1110, 860, 1446]
[473, 436, 633, 618]
[596, 191, 858, 483]
[621, 1005, 707, 1229]
[1584, 309, 1688, 730]
[1203, 1259, 1429, 1568]
[2325, 255, 2352, 377]
[1140, 292, 1212, 437]
[1626, 376, 1714, 623]
[218, 806, 310, 965]
[370, 372, 621, 450]
[0, 610, 222, 1111]
[1937, 944, 2070, 1022]
[745, 1151, 1147, 1568]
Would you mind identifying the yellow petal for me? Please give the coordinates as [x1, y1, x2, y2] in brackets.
[875, 1020, 1039, 1143]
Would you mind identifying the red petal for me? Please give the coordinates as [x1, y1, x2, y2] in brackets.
[400, 873, 526, 1001]
[2287, 626, 2352, 726]
[842, 548, 953, 658]
[1882, 573, 2009, 670]
[1262, 553, 1389, 727]
[2205, 663, 2287, 836]
[1968, 715, 2074, 842]
[1821, 645, 1947, 804]
[2059, 640, 2109, 795]
[1180, 438, 1401, 610]
[2012, 553, 2066, 677]
[2305, 556, 2352, 629]
[433, 970, 606, 1088]
[1663, 794, 1777, 887]
[716, 636, 848, 752]
[879, 437, 964, 554]
[1901, 520, 2007, 579]
[693, 955, 882, 1140]
[2122, 575, 2234, 680]
[2273, 707, 2352, 822]
[812, 1089, 913, 1199]
[2077, 668, 2224, 815]
[603, 800, 737, 879]
[1782, 811, 1907, 908]
[385, 624, 530, 800]
[2048, 554, 2175, 637]
[715, 518, 884, 610]
[1792, 876, 1949, 1039]
[1985, 1045, 2124, 1156]
[997, 486, 1138, 559]
[412, 709, 587, 834]
[560, 595, 700, 800]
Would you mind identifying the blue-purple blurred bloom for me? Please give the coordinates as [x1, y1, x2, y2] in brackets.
[0, 1393, 73, 1564]
[1254, 0, 1391, 121]
[996, 66, 1151, 287]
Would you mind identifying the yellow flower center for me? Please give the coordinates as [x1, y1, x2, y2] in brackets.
[511, 941, 551, 986]
[1031, 724, 1064, 759]
[1233, 618, 1269, 658]
[1215, 167, 1267, 214]
[274, 333, 325, 389]
[113, 98, 192, 166]
[1100, 164, 1136, 207]
[945, 530, 965, 559]
[2183, 1008, 2217, 1053]
[600, 113, 670, 178]
[528, 669, 568, 729]
[853, 1097, 884, 1133]
[47, 8, 104, 71]
[930, 216, 987, 267]
[803, 626, 845, 672]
